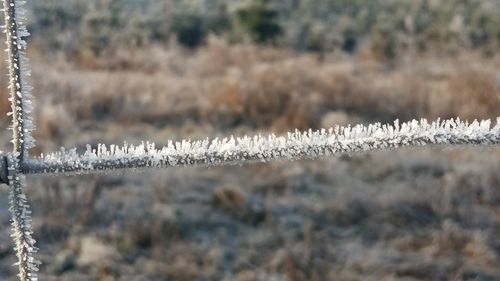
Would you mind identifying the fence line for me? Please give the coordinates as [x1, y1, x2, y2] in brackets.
[2, 0, 500, 280]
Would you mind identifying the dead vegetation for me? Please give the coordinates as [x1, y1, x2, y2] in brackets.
[11, 38, 498, 154]
[0, 38, 499, 280]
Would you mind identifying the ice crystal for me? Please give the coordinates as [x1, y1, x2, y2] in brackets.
[24, 118, 500, 176]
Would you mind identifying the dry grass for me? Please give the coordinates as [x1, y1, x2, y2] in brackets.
[0, 38, 499, 280]
[13, 37, 499, 152]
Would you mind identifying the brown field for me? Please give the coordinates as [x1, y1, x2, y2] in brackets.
[0, 38, 500, 280]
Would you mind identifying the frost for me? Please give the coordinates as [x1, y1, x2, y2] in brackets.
[6, 155, 39, 281]
[25, 118, 500, 175]
[2, 1, 38, 279]
[2, 0, 35, 161]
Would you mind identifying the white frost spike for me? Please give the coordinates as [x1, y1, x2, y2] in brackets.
[23, 118, 500, 175]
[6, 155, 39, 281]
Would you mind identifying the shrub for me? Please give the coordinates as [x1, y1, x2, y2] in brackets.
[370, 23, 398, 61]
[236, 0, 283, 45]
[170, 14, 206, 48]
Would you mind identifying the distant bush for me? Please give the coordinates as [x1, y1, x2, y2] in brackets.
[236, 0, 282, 45]
[370, 24, 397, 60]
[171, 14, 206, 48]
[81, 11, 114, 55]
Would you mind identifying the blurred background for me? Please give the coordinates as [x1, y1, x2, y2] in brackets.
[1, 0, 500, 280]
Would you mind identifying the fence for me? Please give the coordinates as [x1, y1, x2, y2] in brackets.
[2, 0, 500, 280]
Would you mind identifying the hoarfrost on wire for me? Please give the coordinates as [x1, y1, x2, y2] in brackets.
[3, 0, 35, 158]
[24, 117, 500, 175]
[6, 155, 39, 281]
[2, 1, 38, 280]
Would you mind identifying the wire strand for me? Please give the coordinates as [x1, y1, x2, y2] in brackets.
[23, 118, 500, 176]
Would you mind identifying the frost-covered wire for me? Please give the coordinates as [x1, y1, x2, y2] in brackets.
[6, 155, 39, 281]
[23, 118, 500, 176]
[2, 1, 38, 280]
[2, 0, 35, 161]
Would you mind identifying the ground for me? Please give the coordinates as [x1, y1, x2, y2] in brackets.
[0, 41, 499, 280]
